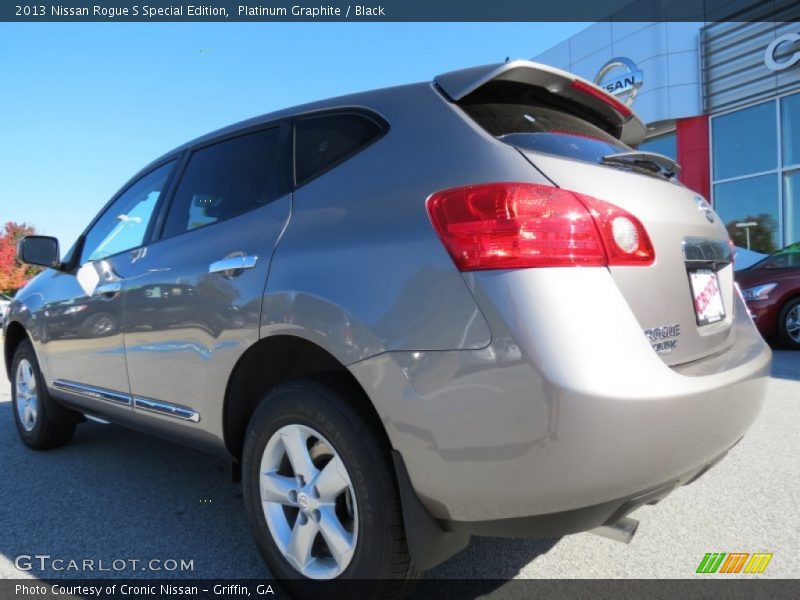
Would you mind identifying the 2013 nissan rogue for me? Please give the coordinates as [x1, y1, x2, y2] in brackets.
[4, 60, 771, 598]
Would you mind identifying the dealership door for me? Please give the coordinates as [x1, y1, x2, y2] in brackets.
[43, 161, 177, 413]
[122, 124, 291, 438]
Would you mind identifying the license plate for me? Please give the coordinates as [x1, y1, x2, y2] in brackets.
[689, 269, 725, 325]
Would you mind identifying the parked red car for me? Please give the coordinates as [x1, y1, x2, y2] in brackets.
[735, 242, 800, 349]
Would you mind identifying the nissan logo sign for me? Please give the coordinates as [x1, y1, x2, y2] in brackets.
[764, 32, 800, 72]
[593, 57, 643, 106]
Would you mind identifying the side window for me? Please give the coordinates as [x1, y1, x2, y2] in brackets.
[294, 113, 385, 185]
[161, 127, 281, 239]
[80, 161, 175, 264]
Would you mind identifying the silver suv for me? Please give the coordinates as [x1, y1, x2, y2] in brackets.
[5, 61, 770, 596]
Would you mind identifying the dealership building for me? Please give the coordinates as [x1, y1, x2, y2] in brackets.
[534, 12, 800, 254]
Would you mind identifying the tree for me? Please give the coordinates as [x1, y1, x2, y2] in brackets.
[725, 213, 778, 254]
[0, 221, 41, 294]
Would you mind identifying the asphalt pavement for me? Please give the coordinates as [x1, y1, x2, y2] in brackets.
[0, 339, 798, 583]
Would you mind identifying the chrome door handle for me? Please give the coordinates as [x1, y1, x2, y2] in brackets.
[95, 282, 122, 295]
[209, 255, 258, 274]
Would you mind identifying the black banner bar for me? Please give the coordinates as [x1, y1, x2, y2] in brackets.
[2, 579, 799, 600]
[3, 0, 800, 23]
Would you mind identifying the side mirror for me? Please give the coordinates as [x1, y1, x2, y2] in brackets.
[18, 236, 60, 268]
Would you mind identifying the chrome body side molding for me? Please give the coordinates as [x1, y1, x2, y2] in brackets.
[53, 379, 131, 406]
[52, 379, 200, 422]
[133, 396, 201, 422]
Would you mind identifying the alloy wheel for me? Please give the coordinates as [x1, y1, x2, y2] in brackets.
[259, 423, 358, 579]
[786, 304, 800, 344]
[15, 359, 39, 432]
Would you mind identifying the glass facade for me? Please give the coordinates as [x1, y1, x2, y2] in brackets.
[785, 171, 800, 247]
[714, 175, 780, 253]
[712, 102, 777, 180]
[711, 91, 800, 253]
[639, 130, 677, 160]
[782, 93, 800, 167]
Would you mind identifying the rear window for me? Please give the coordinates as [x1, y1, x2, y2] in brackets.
[294, 113, 385, 185]
[462, 101, 630, 163]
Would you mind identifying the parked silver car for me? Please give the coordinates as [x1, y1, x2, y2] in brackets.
[4, 60, 770, 596]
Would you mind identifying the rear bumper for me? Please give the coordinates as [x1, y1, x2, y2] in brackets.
[446, 443, 732, 539]
[391, 443, 732, 570]
[349, 268, 771, 524]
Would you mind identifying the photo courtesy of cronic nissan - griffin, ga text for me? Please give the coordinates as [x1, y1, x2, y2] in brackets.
[4, 60, 771, 598]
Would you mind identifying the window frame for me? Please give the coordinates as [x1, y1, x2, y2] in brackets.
[709, 90, 800, 250]
[152, 120, 293, 242]
[291, 108, 389, 189]
[74, 157, 181, 268]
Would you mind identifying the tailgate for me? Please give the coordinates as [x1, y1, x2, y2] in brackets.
[437, 59, 735, 366]
[522, 151, 735, 366]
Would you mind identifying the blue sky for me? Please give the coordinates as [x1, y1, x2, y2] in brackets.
[0, 23, 589, 247]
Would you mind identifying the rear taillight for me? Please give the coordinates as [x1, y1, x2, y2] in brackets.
[426, 183, 654, 271]
[579, 194, 655, 266]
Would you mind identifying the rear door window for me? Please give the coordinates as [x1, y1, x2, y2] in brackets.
[294, 113, 385, 185]
[161, 127, 281, 239]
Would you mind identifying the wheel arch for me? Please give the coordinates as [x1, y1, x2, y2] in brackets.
[778, 292, 800, 312]
[223, 333, 465, 571]
[4, 321, 29, 379]
[222, 334, 391, 461]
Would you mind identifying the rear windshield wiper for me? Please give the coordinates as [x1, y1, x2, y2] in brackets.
[601, 151, 680, 178]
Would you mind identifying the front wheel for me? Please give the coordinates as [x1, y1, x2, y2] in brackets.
[777, 297, 800, 349]
[11, 339, 79, 449]
[241, 378, 420, 598]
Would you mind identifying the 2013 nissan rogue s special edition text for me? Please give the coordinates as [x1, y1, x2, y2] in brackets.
[5, 61, 771, 597]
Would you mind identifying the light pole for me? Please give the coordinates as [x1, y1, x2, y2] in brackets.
[735, 221, 758, 250]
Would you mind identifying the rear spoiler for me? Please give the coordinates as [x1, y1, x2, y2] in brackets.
[435, 60, 646, 147]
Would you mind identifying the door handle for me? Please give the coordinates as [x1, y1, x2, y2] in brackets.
[209, 255, 258, 275]
[95, 282, 122, 296]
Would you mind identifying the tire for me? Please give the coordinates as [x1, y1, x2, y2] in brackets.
[11, 339, 79, 450]
[777, 297, 800, 350]
[241, 377, 421, 598]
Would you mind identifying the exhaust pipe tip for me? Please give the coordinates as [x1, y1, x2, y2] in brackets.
[590, 516, 639, 544]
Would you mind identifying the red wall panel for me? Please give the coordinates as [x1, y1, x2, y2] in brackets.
[676, 115, 711, 201]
